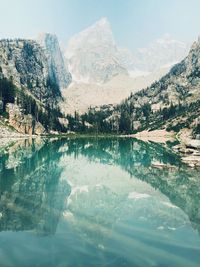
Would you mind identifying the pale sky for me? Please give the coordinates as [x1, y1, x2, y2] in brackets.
[0, 0, 200, 49]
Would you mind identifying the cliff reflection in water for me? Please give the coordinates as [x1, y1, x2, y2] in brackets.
[0, 138, 70, 235]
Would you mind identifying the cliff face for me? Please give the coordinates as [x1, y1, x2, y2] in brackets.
[0, 39, 55, 103]
[0, 39, 64, 134]
[37, 33, 72, 90]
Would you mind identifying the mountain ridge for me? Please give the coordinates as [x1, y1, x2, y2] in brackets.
[65, 36, 200, 139]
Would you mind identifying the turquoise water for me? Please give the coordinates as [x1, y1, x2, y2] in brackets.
[0, 138, 200, 267]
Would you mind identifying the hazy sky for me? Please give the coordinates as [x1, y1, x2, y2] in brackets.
[0, 0, 200, 50]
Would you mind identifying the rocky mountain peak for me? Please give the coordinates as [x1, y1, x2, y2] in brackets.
[155, 33, 184, 45]
[95, 17, 110, 27]
[65, 18, 127, 84]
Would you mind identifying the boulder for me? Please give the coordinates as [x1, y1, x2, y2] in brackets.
[34, 121, 46, 135]
[185, 139, 200, 150]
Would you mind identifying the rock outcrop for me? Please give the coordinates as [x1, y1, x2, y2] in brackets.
[6, 103, 45, 135]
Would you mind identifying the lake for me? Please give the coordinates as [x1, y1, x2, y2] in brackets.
[0, 137, 200, 267]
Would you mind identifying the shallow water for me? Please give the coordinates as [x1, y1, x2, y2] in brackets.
[0, 138, 200, 267]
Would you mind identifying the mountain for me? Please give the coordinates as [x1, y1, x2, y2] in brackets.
[37, 33, 72, 89]
[63, 19, 181, 114]
[65, 20, 189, 81]
[133, 34, 190, 72]
[0, 39, 66, 134]
[117, 47, 136, 73]
[62, 19, 189, 116]
[117, 34, 190, 75]
[65, 17, 128, 84]
[67, 37, 200, 138]
[118, 36, 200, 135]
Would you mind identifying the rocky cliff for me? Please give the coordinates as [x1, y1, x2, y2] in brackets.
[0, 39, 65, 134]
[6, 103, 45, 135]
[37, 33, 72, 89]
[0, 39, 57, 102]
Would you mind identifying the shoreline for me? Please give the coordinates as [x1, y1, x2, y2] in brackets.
[0, 130, 200, 168]
[127, 129, 176, 143]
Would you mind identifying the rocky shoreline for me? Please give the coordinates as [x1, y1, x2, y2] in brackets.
[129, 129, 200, 168]
[131, 129, 175, 143]
[173, 139, 200, 168]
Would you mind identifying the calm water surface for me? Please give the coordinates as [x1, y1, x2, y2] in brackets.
[0, 138, 200, 267]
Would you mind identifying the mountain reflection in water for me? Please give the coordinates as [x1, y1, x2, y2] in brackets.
[0, 137, 199, 267]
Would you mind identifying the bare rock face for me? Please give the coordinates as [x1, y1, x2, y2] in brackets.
[58, 117, 69, 128]
[6, 103, 45, 135]
[65, 18, 128, 84]
[0, 39, 48, 102]
[37, 33, 72, 89]
[0, 39, 62, 104]
[0, 38, 64, 135]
